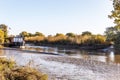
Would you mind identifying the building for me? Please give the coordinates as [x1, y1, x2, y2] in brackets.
[9, 36, 25, 47]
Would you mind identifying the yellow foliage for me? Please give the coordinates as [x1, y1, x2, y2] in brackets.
[0, 29, 4, 44]
[25, 36, 45, 42]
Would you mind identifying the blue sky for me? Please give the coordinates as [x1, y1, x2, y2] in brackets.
[0, 0, 114, 36]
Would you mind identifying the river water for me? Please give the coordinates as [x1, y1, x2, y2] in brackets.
[21, 45, 120, 64]
[0, 46, 120, 64]
[0, 46, 120, 80]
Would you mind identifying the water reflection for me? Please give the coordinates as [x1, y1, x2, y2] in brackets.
[0, 50, 4, 56]
[109, 51, 115, 62]
[21, 45, 120, 64]
[105, 51, 120, 64]
[67, 50, 107, 62]
[1, 46, 120, 64]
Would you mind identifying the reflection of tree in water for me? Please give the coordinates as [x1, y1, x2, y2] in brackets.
[35, 48, 43, 52]
[106, 51, 120, 64]
[0, 49, 5, 56]
[113, 51, 120, 64]
[65, 50, 88, 59]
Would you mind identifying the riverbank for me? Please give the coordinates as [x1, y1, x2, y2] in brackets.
[1, 49, 119, 80]
[27, 42, 111, 50]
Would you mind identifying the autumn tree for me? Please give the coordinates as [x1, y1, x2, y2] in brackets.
[0, 30, 4, 44]
[34, 32, 44, 36]
[0, 24, 8, 42]
[20, 31, 29, 37]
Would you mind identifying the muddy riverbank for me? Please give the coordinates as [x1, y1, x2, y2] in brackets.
[0, 49, 120, 80]
[38, 55, 120, 80]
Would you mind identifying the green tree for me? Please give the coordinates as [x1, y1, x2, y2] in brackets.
[107, 0, 120, 50]
[66, 32, 75, 37]
[34, 32, 44, 36]
[55, 33, 65, 37]
[0, 24, 8, 42]
[82, 31, 92, 36]
[28, 33, 34, 37]
[105, 27, 116, 41]
[114, 32, 120, 50]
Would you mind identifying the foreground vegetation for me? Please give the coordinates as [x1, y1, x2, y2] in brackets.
[105, 0, 120, 51]
[0, 58, 48, 80]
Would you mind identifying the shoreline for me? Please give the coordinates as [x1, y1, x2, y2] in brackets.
[0, 48, 120, 80]
[26, 42, 111, 50]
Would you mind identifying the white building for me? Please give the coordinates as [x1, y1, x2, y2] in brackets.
[11, 36, 25, 46]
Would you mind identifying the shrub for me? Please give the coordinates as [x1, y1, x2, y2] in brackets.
[0, 58, 48, 80]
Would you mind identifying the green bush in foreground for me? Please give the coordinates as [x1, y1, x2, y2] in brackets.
[0, 58, 48, 80]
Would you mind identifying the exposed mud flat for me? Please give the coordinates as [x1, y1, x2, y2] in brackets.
[35, 55, 120, 80]
[2, 49, 120, 80]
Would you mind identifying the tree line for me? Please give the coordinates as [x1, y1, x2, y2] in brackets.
[19, 31, 110, 49]
[0, 24, 111, 49]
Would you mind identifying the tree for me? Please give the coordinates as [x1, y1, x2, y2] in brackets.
[0, 24, 8, 42]
[81, 31, 92, 36]
[55, 33, 65, 37]
[109, 0, 120, 23]
[28, 33, 34, 37]
[20, 31, 29, 37]
[54, 33, 66, 43]
[106, 0, 120, 50]
[105, 27, 116, 41]
[0, 30, 4, 44]
[114, 32, 120, 50]
[66, 32, 75, 37]
[34, 32, 44, 36]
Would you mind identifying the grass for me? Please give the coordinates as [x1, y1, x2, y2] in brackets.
[0, 58, 48, 80]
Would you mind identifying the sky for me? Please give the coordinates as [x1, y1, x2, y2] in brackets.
[0, 0, 114, 36]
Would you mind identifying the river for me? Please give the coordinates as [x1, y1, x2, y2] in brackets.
[0, 46, 120, 80]
[22, 45, 120, 64]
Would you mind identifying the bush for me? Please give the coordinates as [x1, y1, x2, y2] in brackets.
[0, 58, 48, 80]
